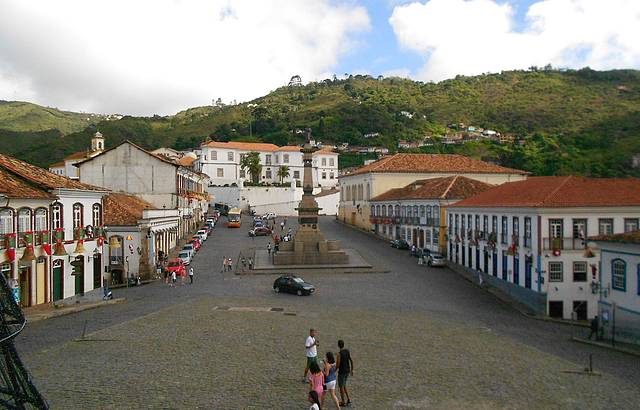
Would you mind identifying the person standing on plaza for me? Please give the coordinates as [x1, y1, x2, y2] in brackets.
[188, 266, 194, 284]
[304, 328, 319, 381]
[308, 361, 324, 404]
[267, 242, 272, 255]
[221, 256, 227, 273]
[336, 339, 353, 407]
[588, 315, 600, 340]
[281, 220, 285, 231]
[322, 351, 341, 409]
[274, 242, 279, 255]
[248, 257, 253, 270]
[171, 270, 176, 287]
[227, 257, 233, 272]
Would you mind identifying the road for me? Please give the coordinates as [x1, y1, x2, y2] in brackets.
[16, 215, 640, 408]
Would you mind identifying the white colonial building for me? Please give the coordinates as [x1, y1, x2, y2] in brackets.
[339, 153, 528, 232]
[1, 153, 109, 306]
[76, 141, 210, 239]
[446, 176, 640, 320]
[49, 131, 105, 179]
[195, 141, 338, 188]
[370, 176, 494, 254]
[592, 231, 640, 345]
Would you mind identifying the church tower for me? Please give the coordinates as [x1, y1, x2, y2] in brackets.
[91, 131, 105, 152]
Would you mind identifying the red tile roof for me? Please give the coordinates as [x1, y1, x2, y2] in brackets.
[279, 145, 302, 152]
[450, 176, 640, 208]
[345, 153, 527, 176]
[0, 168, 57, 199]
[0, 153, 107, 192]
[591, 231, 640, 245]
[103, 193, 155, 225]
[315, 188, 340, 198]
[371, 176, 494, 202]
[49, 161, 65, 168]
[203, 141, 280, 152]
[176, 156, 196, 167]
[64, 151, 93, 161]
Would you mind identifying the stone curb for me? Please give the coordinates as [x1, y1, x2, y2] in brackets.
[25, 298, 126, 323]
[572, 336, 640, 358]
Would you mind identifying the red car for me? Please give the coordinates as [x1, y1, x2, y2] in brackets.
[249, 226, 272, 237]
[166, 258, 186, 277]
[188, 239, 201, 251]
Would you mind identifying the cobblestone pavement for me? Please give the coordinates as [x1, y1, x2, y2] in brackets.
[17, 216, 640, 408]
[23, 297, 640, 409]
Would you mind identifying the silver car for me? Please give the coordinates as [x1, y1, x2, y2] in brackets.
[177, 251, 192, 265]
[424, 252, 446, 267]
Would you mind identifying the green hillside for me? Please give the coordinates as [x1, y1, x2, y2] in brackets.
[1, 68, 640, 177]
[0, 101, 107, 134]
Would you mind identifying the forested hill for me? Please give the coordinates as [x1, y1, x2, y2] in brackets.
[1, 68, 640, 177]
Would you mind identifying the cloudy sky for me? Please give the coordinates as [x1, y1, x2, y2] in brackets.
[0, 0, 638, 115]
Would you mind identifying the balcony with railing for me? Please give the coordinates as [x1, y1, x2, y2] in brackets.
[543, 237, 586, 251]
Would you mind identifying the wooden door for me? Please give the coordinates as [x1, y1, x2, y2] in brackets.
[19, 267, 30, 307]
[93, 254, 102, 289]
[53, 260, 63, 301]
[36, 259, 46, 305]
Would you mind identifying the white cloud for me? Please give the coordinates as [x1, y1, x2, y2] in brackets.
[389, 0, 640, 81]
[0, 0, 370, 115]
[382, 68, 412, 78]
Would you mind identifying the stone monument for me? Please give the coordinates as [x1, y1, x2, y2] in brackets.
[273, 131, 348, 265]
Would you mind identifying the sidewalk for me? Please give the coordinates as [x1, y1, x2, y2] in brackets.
[573, 336, 640, 357]
[23, 298, 125, 323]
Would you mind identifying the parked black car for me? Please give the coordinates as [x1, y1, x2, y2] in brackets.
[390, 239, 410, 249]
[273, 275, 315, 296]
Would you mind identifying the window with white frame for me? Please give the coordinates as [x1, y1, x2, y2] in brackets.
[92, 203, 102, 227]
[395, 205, 400, 216]
[612, 259, 626, 291]
[35, 208, 47, 232]
[227, 152, 234, 161]
[284, 154, 289, 163]
[624, 218, 639, 233]
[72, 204, 82, 229]
[275, 155, 279, 164]
[420, 206, 425, 217]
[433, 228, 439, 245]
[549, 262, 563, 282]
[265, 155, 272, 165]
[217, 168, 224, 177]
[573, 262, 587, 282]
[18, 208, 32, 234]
[322, 172, 326, 179]
[266, 170, 272, 179]
[0, 209, 14, 236]
[293, 170, 300, 179]
[433, 206, 439, 225]
[599, 218, 614, 235]
[329, 158, 335, 166]
[330, 172, 334, 179]
[211, 151, 218, 160]
[425, 229, 431, 244]
[322, 158, 326, 166]
[51, 203, 62, 230]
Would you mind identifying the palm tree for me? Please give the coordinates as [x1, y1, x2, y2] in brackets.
[277, 165, 290, 184]
[240, 151, 262, 184]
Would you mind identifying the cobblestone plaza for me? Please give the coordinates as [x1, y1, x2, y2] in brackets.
[17, 217, 640, 408]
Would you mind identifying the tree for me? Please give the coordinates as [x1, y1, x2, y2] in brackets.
[240, 151, 262, 183]
[277, 165, 290, 183]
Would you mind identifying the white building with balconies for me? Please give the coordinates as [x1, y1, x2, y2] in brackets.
[446, 176, 640, 320]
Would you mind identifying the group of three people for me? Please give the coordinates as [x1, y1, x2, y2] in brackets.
[304, 329, 354, 409]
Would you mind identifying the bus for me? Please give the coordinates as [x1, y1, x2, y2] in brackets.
[227, 207, 242, 228]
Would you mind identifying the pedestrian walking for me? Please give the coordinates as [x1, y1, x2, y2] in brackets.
[308, 361, 324, 403]
[171, 270, 176, 287]
[227, 257, 233, 272]
[248, 257, 253, 270]
[281, 221, 285, 231]
[304, 328, 319, 381]
[267, 243, 272, 255]
[477, 269, 484, 287]
[274, 242, 279, 254]
[588, 315, 599, 340]
[221, 256, 227, 273]
[241, 257, 247, 269]
[189, 266, 194, 284]
[322, 351, 341, 409]
[336, 339, 354, 407]
[163, 268, 168, 284]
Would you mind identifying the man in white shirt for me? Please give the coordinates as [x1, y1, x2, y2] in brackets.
[303, 328, 319, 381]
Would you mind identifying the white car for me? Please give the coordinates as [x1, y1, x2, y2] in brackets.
[424, 252, 446, 267]
[177, 251, 192, 265]
[262, 212, 277, 220]
[197, 230, 208, 240]
[182, 244, 195, 257]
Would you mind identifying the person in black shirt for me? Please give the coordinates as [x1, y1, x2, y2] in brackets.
[335, 339, 353, 407]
